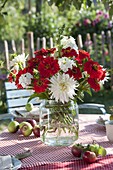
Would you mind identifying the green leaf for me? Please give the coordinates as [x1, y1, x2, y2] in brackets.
[27, 93, 39, 103]
[27, 92, 49, 103]
[72, 109, 76, 117]
[85, 88, 92, 96]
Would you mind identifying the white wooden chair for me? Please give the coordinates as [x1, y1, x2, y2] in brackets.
[0, 82, 41, 120]
[0, 82, 107, 121]
[78, 103, 107, 114]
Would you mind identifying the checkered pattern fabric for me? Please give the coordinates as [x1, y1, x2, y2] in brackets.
[0, 114, 113, 170]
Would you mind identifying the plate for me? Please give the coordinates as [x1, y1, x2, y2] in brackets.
[10, 107, 40, 122]
[12, 157, 22, 170]
[11, 106, 40, 117]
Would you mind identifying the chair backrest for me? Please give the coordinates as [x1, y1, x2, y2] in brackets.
[5, 82, 41, 113]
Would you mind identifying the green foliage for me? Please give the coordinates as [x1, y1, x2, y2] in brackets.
[102, 0, 113, 18]
[0, 0, 27, 40]
[70, 3, 112, 41]
[26, 2, 77, 47]
[45, 0, 113, 18]
[45, 0, 93, 11]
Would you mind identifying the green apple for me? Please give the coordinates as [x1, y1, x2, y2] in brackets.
[8, 120, 19, 133]
[19, 122, 33, 137]
[25, 103, 34, 112]
[89, 144, 99, 156]
[19, 121, 28, 129]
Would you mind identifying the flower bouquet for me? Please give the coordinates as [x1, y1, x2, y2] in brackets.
[8, 34, 108, 146]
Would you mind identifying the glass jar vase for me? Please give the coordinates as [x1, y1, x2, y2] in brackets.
[39, 100, 79, 146]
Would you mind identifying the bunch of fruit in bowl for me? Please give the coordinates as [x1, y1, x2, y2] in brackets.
[8, 119, 40, 137]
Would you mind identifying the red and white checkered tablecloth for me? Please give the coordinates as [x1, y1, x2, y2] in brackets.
[0, 114, 113, 170]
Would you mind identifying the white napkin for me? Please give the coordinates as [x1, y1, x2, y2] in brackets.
[0, 155, 13, 170]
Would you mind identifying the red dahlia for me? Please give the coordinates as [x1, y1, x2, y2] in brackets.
[76, 50, 90, 63]
[62, 47, 78, 57]
[84, 60, 104, 80]
[33, 78, 49, 93]
[88, 78, 100, 92]
[28, 56, 43, 68]
[34, 48, 56, 57]
[67, 66, 82, 80]
[38, 56, 60, 78]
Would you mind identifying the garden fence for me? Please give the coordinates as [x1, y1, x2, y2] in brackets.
[3, 30, 113, 87]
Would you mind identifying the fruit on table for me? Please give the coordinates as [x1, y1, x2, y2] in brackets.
[19, 121, 27, 129]
[19, 122, 33, 137]
[8, 120, 19, 133]
[33, 125, 40, 137]
[25, 103, 34, 112]
[110, 114, 113, 120]
[83, 151, 97, 163]
[71, 144, 84, 157]
[26, 119, 37, 127]
[89, 144, 99, 156]
[71, 143, 107, 163]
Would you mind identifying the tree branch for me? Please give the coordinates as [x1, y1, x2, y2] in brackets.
[1, 0, 9, 9]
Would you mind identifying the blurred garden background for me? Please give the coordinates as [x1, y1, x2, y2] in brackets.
[0, 0, 113, 130]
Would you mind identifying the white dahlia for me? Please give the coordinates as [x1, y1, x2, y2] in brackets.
[49, 73, 79, 103]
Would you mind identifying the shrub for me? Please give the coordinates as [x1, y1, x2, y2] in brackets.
[70, 3, 113, 42]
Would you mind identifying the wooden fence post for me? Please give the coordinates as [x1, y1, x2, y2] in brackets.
[50, 37, 53, 48]
[42, 37, 46, 48]
[101, 31, 105, 66]
[93, 33, 98, 60]
[20, 38, 25, 54]
[27, 32, 34, 58]
[4, 40, 10, 70]
[77, 34, 83, 49]
[85, 33, 92, 52]
[36, 37, 40, 50]
[11, 40, 16, 53]
[107, 30, 113, 87]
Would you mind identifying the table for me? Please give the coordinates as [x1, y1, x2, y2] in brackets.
[0, 114, 113, 170]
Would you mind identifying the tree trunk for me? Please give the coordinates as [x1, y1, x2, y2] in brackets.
[36, 0, 43, 13]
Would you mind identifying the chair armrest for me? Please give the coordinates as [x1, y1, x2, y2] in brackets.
[78, 103, 107, 114]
